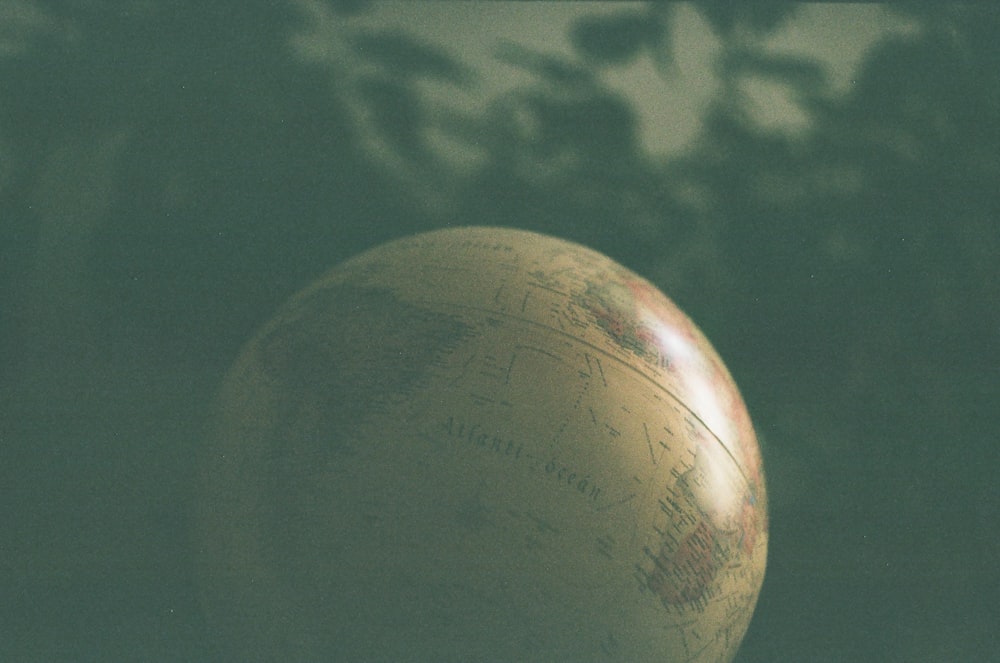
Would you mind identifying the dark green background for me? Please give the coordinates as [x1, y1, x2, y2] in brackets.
[2, 2, 997, 660]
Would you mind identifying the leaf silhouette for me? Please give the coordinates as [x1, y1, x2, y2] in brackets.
[351, 29, 472, 85]
[570, 10, 664, 66]
[696, 1, 798, 37]
[721, 49, 827, 93]
[495, 40, 593, 87]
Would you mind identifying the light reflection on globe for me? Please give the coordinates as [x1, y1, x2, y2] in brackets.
[197, 226, 767, 661]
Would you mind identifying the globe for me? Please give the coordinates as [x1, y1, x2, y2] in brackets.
[197, 226, 768, 662]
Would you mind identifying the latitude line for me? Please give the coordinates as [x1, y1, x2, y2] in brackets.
[420, 298, 751, 487]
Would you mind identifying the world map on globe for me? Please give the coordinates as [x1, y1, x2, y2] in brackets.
[198, 226, 768, 662]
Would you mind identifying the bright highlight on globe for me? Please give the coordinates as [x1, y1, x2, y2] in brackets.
[198, 226, 768, 661]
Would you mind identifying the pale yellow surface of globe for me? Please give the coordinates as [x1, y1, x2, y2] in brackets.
[198, 226, 768, 662]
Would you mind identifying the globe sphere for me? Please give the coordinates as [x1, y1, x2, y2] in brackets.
[198, 226, 767, 662]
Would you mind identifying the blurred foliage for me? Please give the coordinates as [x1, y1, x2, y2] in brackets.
[697, 1, 798, 38]
[1, 1, 997, 660]
[570, 7, 666, 67]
